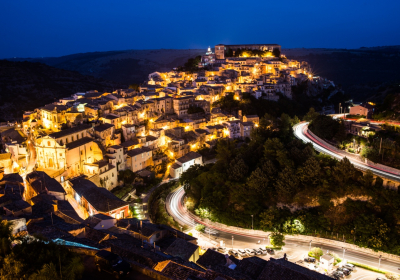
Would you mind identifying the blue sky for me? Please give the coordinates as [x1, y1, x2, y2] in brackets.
[1, 0, 399, 58]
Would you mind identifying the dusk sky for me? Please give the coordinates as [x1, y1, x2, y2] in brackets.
[1, 0, 400, 58]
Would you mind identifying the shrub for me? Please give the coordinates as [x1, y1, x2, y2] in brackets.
[195, 224, 205, 233]
[308, 247, 323, 260]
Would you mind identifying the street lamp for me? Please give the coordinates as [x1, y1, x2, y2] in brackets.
[379, 255, 382, 269]
[342, 247, 346, 259]
[251, 215, 254, 230]
[309, 240, 312, 251]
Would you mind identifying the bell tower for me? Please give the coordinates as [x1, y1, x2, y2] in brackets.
[215, 44, 225, 59]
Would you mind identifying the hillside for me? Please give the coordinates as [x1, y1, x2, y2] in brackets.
[0, 60, 125, 121]
[8, 49, 204, 85]
[284, 46, 400, 102]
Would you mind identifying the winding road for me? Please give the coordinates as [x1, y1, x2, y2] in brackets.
[164, 122, 400, 274]
[293, 122, 400, 182]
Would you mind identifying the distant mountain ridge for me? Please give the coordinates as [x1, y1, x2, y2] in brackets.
[0, 60, 125, 121]
[7, 49, 205, 85]
[8, 46, 400, 103]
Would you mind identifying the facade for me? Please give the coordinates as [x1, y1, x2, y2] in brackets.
[126, 147, 153, 173]
[215, 44, 281, 59]
[39, 104, 68, 132]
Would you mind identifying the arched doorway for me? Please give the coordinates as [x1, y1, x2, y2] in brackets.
[48, 158, 54, 168]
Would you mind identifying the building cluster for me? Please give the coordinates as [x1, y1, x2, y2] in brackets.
[0, 45, 345, 279]
[0, 172, 331, 280]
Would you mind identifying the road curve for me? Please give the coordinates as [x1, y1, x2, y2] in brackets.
[293, 122, 400, 182]
[166, 186, 400, 273]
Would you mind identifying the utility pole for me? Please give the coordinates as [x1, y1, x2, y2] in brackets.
[309, 240, 312, 251]
[342, 247, 346, 259]
[379, 255, 382, 269]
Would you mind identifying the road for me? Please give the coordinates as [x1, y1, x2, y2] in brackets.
[166, 186, 400, 274]
[293, 122, 400, 182]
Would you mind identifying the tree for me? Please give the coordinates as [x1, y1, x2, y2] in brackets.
[303, 107, 319, 122]
[0, 220, 14, 257]
[309, 247, 323, 260]
[270, 231, 285, 248]
[259, 209, 276, 230]
[195, 224, 205, 233]
[228, 157, 248, 182]
[272, 48, 281, 58]
[128, 84, 140, 91]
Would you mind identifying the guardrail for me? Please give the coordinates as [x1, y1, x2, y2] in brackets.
[186, 207, 400, 263]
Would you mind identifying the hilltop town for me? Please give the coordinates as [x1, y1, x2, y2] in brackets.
[0, 44, 340, 280]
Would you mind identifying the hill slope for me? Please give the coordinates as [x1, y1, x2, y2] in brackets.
[284, 46, 400, 102]
[0, 60, 125, 121]
[8, 49, 204, 85]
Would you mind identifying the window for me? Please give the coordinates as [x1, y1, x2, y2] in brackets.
[112, 173, 114, 177]
[47, 141, 51, 146]
[80, 151, 83, 155]
[59, 153, 62, 157]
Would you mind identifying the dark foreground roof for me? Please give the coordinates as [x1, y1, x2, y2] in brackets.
[257, 258, 333, 280]
[69, 176, 128, 212]
[26, 171, 66, 194]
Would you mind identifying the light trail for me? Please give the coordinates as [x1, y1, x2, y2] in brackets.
[165, 123, 400, 274]
[293, 122, 400, 182]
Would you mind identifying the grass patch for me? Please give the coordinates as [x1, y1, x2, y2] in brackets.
[347, 261, 386, 274]
[111, 184, 134, 199]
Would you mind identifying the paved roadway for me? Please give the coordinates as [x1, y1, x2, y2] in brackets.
[293, 122, 400, 182]
[166, 185, 400, 274]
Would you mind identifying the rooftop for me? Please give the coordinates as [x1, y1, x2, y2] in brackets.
[69, 176, 128, 213]
[176, 151, 202, 164]
[164, 238, 199, 261]
[65, 137, 94, 150]
[48, 124, 91, 139]
[26, 171, 66, 194]
[93, 123, 114, 132]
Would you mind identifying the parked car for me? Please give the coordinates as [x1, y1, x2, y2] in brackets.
[333, 271, 344, 278]
[376, 278, 386, 280]
[343, 263, 355, 271]
[217, 247, 226, 253]
[304, 257, 316, 263]
[329, 273, 341, 280]
[266, 249, 275, 255]
[258, 248, 267, 254]
[336, 267, 350, 276]
[245, 248, 255, 256]
[255, 249, 263, 255]
[237, 249, 248, 257]
[228, 249, 238, 257]
[94, 250, 131, 279]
